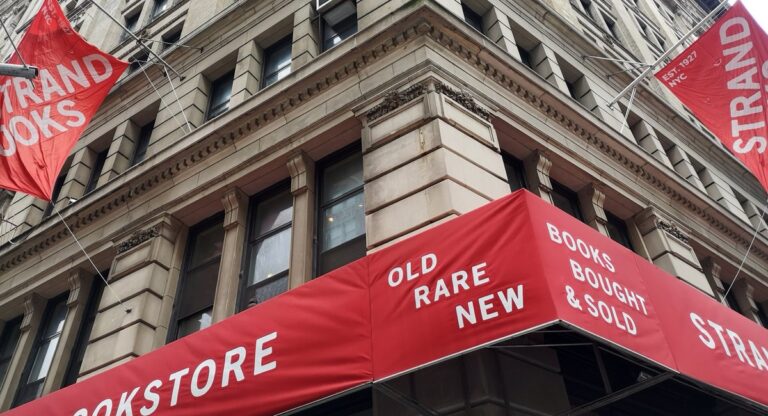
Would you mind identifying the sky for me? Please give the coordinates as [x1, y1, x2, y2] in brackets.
[736, 0, 768, 32]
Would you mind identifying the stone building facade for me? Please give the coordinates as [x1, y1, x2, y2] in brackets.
[0, 0, 765, 414]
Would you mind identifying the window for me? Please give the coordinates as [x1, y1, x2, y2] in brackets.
[42, 172, 67, 218]
[503, 153, 526, 192]
[14, 295, 68, 406]
[63, 276, 105, 387]
[551, 181, 583, 221]
[170, 215, 224, 341]
[316, 148, 365, 276]
[128, 51, 149, 74]
[206, 71, 234, 120]
[756, 302, 768, 328]
[161, 29, 181, 51]
[320, 0, 357, 51]
[0, 317, 22, 389]
[720, 282, 741, 313]
[462, 3, 483, 33]
[606, 212, 633, 250]
[122, 13, 140, 41]
[84, 149, 107, 194]
[151, 0, 170, 20]
[262, 35, 292, 88]
[132, 120, 154, 166]
[602, 14, 620, 40]
[518, 45, 533, 69]
[240, 185, 293, 310]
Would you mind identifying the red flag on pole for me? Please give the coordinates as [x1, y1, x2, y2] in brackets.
[656, 1, 768, 192]
[0, 0, 127, 200]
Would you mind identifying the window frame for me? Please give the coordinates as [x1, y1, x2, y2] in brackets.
[84, 149, 108, 195]
[605, 211, 633, 251]
[502, 152, 527, 192]
[319, 1, 358, 52]
[14, 294, 69, 407]
[131, 120, 155, 166]
[0, 317, 22, 390]
[167, 214, 225, 342]
[42, 173, 68, 218]
[551, 180, 584, 222]
[151, 0, 171, 20]
[461, 3, 484, 33]
[206, 71, 235, 121]
[314, 143, 366, 277]
[261, 35, 293, 89]
[237, 181, 293, 311]
[62, 275, 105, 387]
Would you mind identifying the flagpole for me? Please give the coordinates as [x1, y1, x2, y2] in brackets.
[85, 0, 184, 80]
[53, 204, 130, 314]
[607, 0, 729, 108]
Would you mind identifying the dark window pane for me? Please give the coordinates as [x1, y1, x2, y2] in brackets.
[320, 192, 365, 252]
[162, 29, 181, 50]
[551, 181, 583, 221]
[518, 46, 532, 68]
[0, 317, 22, 388]
[128, 52, 149, 73]
[254, 275, 289, 304]
[249, 228, 292, 286]
[262, 35, 292, 88]
[321, 2, 357, 51]
[319, 235, 366, 276]
[177, 262, 220, 318]
[176, 308, 213, 339]
[64, 276, 105, 387]
[43, 173, 67, 218]
[206, 71, 234, 120]
[606, 212, 633, 251]
[252, 191, 293, 237]
[132, 121, 154, 165]
[756, 302, 768, 328]
[722, 284, 741, 313]
[188, 225, 224, 269]
[321, 153, 363, 203]
[462, 3, 484, 33]
[152, 0, 170, 19]
[85, 149, 108, 194]
[123, 14, 140, 41]
[15, 296, 67, 406]
[503, 153, 526, 192]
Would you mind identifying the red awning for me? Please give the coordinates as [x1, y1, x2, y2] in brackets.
[6, 190, 767, 415]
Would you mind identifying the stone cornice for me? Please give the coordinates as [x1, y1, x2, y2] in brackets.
[0, 2, 765, 280]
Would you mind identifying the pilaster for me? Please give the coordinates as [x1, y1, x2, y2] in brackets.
[231, 40, 263, 106]
[524, 151, 554, 204]
[361, 81, 507, 249]
[697, 168, 751, 223]
[635, 207, 711, 295]
[99, 120, 139, 187]
[59, 147, 94, 206]
[287, 152, 316, 289]
[530, 43, 569, 93]
[212, 188, 248, 322]
[578, 184, 610, 236]
[631, 119, 673, 168]
[666, 145, 707, 192]
[483, 7, 519, 59]
[291, 3, 319, 70]
[79, 215, 182, 378]
[150, 73, 207, 154]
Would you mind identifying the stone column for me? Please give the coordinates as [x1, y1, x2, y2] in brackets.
[79, 215, 182, 379]
[0, 295, 45, 410]
[483, 7, 520, 59]
[231, 40, 263, 106]
[631, 119, 673, 168]
[578, 184, 610, 236]
[99, 120, 140, 187]
[635, 207, 712, 295]
[666, 145, 707, 192]
[42, 271, 94, 394]
[361, 81, 508, 249]
[697, 168, 751, 223]
[530, 43, 569, 93]
[287, 152, 316, 288]
[59, 147, 94, 207]
[212, 189, 248, 323]
[150, 73, 208, 154]
[291, 3, 319, 71]
[524, 151, 554, 204]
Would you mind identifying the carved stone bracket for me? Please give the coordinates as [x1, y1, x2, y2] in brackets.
[20, 294, 41, 332]
[434, 83, 491, 121]
[115, 226, 160, 254]
[366, 83, 427, 122]
[66, 272, 83, 308]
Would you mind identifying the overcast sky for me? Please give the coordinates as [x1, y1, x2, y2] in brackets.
[736, 0, 768, 32]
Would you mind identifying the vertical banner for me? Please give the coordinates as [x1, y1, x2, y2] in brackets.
[367, 191, 559, 379]
[655, 1, 768, 191]
[0, 0, 127, 200]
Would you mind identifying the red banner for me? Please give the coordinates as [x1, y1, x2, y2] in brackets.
[0, 0, 127, 200]
[655, 1, 768, 191]
[4, 190, 767, 415]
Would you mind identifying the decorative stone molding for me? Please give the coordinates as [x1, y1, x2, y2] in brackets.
[366, 83, 427, 122]
[115, 226, 160, 254]
[66, 272, 83, 307]
[287, 152, 316, 195]
[20, 294, 40, 332]
[222, 188, 248, 231]
[636, 207, 690, 244]
[434, 83, 491, 121]
[0, 3, 765, 276]
[657, 220, 689, 244]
